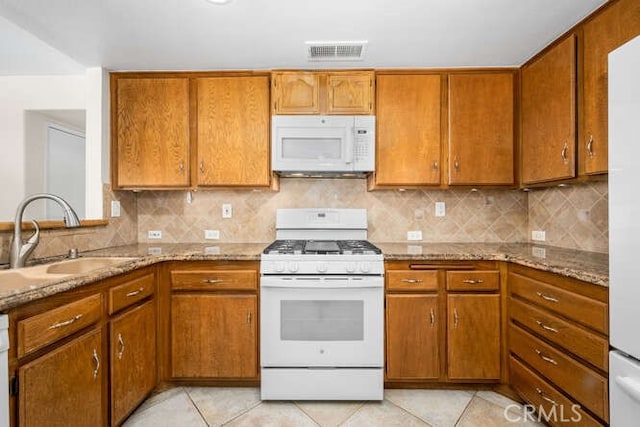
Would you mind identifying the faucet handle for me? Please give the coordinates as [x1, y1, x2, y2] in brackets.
[26, 220, 40, 245]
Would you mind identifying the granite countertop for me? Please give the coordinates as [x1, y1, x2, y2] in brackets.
[0, 242, 608, 312]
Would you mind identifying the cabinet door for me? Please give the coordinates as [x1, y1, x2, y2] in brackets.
[521, 35, 577, 185]
[196, 76, 270, 186]
[272, 72, 320, 114]
[375, 74, 442, 186]
[171, 294, 257, 378]
[110, 300, 157, 426]
[448, 73, 514, 185]
[327, 72, 374, 114]
[114, 77, 190, 188]
[19, 329, 104, 427]
[386, 294, 440, 380]
[447, 294, 500, 380]
[582, 0, 640, 175]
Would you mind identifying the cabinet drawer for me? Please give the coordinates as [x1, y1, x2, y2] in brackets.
[510, 298, 608, 371]
[509, 356, 604, 427]
[18, 293, 103, 357]
[386, 270, 439, 291]
[446, 271, 499, 291]
[171, 270, 257, 291]
[109, 273, 155, 314]
[509, 273, 607, 334]
[509, 324, 608, 421]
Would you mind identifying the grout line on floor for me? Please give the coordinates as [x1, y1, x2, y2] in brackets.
[454, 390, 478, 427]
[183, 388, 212, 427]
[381, 396, 433, 426]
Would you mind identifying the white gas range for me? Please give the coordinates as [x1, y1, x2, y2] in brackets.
[260, 208, 384, 401]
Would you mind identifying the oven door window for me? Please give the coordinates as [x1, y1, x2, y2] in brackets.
[281, 300, 363, 341]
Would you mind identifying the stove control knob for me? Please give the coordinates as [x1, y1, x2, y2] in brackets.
[274, 262, 285, 273]
[346, 262, 357, 273]
[360, 262, 371, 273]
[317, 262, 328, 273]
[288, 262, 299, 273]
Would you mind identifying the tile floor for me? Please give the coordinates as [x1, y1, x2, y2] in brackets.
[123, 387, 546, 427]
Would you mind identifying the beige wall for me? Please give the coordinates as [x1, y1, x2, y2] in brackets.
[0, 179, 609, 264]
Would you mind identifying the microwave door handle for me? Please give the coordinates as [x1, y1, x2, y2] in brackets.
[345, 127, 354, 164]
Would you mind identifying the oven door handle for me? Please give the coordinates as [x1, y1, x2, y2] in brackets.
[261, 283, 383, 289]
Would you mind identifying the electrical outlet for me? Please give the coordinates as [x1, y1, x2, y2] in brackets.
[222, 204, 232, 218]
[531, 230, 546, 241]
[110, 200, 121, 218]
[205, 229, 220, 240]
[148, 230, 162, 239]
[407, 230, 423, 241]
[435, 202, 446, 217]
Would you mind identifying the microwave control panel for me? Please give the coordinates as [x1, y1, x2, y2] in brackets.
[353, 116, 375, 170]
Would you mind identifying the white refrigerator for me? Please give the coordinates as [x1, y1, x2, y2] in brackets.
[609, 34, 640, 426]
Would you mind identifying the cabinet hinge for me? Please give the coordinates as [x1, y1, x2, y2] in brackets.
[10, 375, 18, 397]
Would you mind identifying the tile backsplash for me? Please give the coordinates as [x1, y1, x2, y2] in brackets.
[137, 179, 529, 244]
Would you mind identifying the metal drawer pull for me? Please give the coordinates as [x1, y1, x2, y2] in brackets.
[454, 156, 460, 171]
[202, 279, 224, 284]
[535, 388, 558, 406]
[247, 310, 252, 327]
[561, 142, 569, 164]
[179, 161, 185, 173]
[117, 333, 125, 360]
[401, 279, 423, 284]
[587, 135, 595, 159]
[462, 279, 484, 284]
[49, 314, 83, 330]
[433, 160, 438, 170]
[536, 292, 559, 303]
[453, 308, 459, 328]
[126, 287, 144, 297]
[200, 161, 205, 173]
[535, 349, 558, 365]
[429, 308, 435, 328]
[92, 349, 100, 379]
[536, 320, 559, 333]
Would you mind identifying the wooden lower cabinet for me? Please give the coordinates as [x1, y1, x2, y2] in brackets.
[447, 294, 501, 380]
[386, 294, 440, 380]
[171, 294, 257, 378]
[18, 328, 105, 427]
[110, 300, 157, 425]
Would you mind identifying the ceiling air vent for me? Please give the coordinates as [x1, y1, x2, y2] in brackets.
[305, 41, 368, 61]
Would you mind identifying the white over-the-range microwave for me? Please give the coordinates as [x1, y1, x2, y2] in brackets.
[271, 115, 375, 177]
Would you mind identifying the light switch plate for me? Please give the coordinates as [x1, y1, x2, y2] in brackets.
[110, 200, 121, 218]
[148, 230, 162, 239]
[435, 202, 445, 217]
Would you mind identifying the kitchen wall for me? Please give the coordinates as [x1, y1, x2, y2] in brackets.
[528, 180, 608, 253]
[137, 179, 529, 244]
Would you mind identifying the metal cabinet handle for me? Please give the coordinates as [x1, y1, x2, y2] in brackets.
[536, 388, 558, 406]
[535, 349, 558, 365]
[92, 348, 100, 379]
[126, 287, 144, 297]
[49, 314, 83, 330]
[247, 310, 252, 328]
[535, 320, 559, 334]
[199, 161, 205, 173]
[561, 142, 569, 164]
[179, 161, 185, 173]
[117, 333, 125, 360]
[536, 292, 559, 303]
[453, 308, 459, 328]
[401, 279, 423, 284]
[429, 308, 435, 328]
[453, 156, 460, 171]
[587, 135, 594, 159]
[433, 160, 438, 170]
[462, 279, 484, 284]
[202, 279, 224, 284]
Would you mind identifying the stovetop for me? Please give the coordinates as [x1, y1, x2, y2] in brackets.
[263, 239, 382, 255]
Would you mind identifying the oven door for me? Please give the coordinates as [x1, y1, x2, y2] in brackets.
[260, 275, 383, 367]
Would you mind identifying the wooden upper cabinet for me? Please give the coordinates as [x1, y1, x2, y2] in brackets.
[521, 35, 577, 185]
[448, 73, 515, 185]
[327, 73, 374, 114]
[582, 0, 640, 175]
[113, 77, 190, 188]
[375, 74, 442, 186]
[196, 76, 271, 187]
[271, 71, 374, 115]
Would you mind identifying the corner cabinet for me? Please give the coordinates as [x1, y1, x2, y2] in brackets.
[168, 262, 259, 380]
[195, 76, 271, 187]
[521, 35, 577, 185]
[374, 73, 443, 187]
[112, 76, 190, 189]
[581, 0, 640, 175]
[271, 71, 374, 115]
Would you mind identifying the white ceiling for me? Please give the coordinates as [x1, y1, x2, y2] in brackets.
[0, 0, 607, 74]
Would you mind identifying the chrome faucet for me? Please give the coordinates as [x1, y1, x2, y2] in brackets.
[9, 194, 81, 269]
